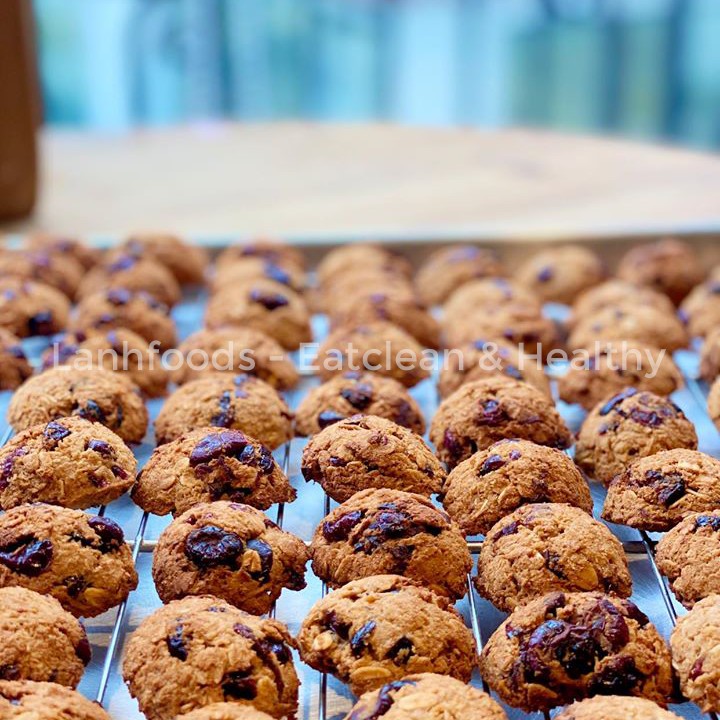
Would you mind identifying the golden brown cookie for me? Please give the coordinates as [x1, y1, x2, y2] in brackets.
[430, 377, 572, 467]
[474, 503, 631, 613]
[442, 439, 593, 536]
[176, 704, 275, 720]
[210, 258, 306, 296]
[122, 595, 299, 720]
[575, 389, 697, 484]
[133, 427, 295, 516]
[152, 501, 308, 615]
[310, 488, 471, 599]
[0, 249, 83, 299]
[709, 376, 720, 432]
[0, 277, 70, 337]
[301, 415, 445, 503]
[316, 269, 416, 314]
[555, 695, 682, 720]
[0, 503, 137, 617]
[154, 374, 293, 448]
[679, 279, 720, 338]
[0, 416, 136, 509]
[699, 326, 720, 383]
[295, 371, 425, 436]
[216, 238, 306, 273]
[479, 591, 673, 712]
[316, 244, 411, 289]
[602, 449, 720, 531]
[0, 328, 32, 390]
[297, 574, 478, 696]
[0, 680, 112, 720]
[25, 233, 103, 270]
[7, 366, 149, 444]
[443, 277, 541, 321]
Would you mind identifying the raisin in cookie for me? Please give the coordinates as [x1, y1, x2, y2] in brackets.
[602, 449, 720, 532]
[575, 389, 697, 485]
[430, 377, 572, 467]
[154, 374, 293, 448]
[132, 428, 295, 516]
[444, 277, 541, 322]
[0, 277, 70, 337]
[442, 439, 593, 536]
[475, 503, 631, 613]
[122, 595, 298, 720]
[216, 239, 306, 273]
[177, 704, 275, 720]
[479, 591, 673, 712]
[310, 488, 471, 599]
[0, 680, 111, 720]
[301, 415, 445, 503]
[8, 366, 148, 444]
[342, 673, 507, 720]
[555, 696, 682, 720]
[0, 249, 83, 299]
[152, 501, 308, 615]
[656, 511, 720, 608]
[295, 371, 425, 436]
[25, 233, 103, 270]
[0, 586, 90, 687]
[297, 574, 477, 696]
[0, 328, 32, 390]
[678, 279, 720, 338]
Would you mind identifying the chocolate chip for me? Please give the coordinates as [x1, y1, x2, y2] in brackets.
[166, 624, 188, 661]
[318, 409, 347, 429]
[245, 538, 273, 583]
[479, 454, 505, 476]
[184, 525, 244, 568]
[87, 516, 125, 553]
[222, 669, 257, 700]
[340, 383, 374, 410]
[351, 620, 376, 656]
[0, 536, 53, 576]
[43, 421, 71, 448]
[249, 289, 289, 310]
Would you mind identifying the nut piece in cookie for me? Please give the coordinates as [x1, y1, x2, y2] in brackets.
[152, 501, 308, 615]
[0, 679, 112, 720]
[301, 415, 445, 503]
[430, 377, 572, 468]
[0, 329, 32, 390]
[122, 595, 299, 720]
[310, 488, 471, 599]
[0, 278, 70, 338]
[574, 389, 697, 485]
[555, 696, 682, 720]
[297, 574, 478, 697]
[479, 591, 673, 712]
[0, 416, 136, 509]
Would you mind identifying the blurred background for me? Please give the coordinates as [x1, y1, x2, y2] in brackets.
[35, 0, 720, 148]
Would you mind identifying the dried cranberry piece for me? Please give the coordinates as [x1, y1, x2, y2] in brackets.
[527, 619, 597, 679]
[318, 410, 346, 429]
[245, 538, 273, 583]
[628, 407, 664, 427]
[166, 624, 188, 661]
[85, 439, 114, 457]
[184, 525, 243, 568]
[325, 611, 351, 640]
[264, 264, 291, 286]
[493, 520, 520, 541]
[107, 255, 136, 273]
[618, 599, 649, 627]
[599, 388, 637, 415]
[588, 655, 641, 695]
[695, 515, 720, 532]
[0, 665, 20, 681]
[63, 575, 88, 598]
[0, 536, 53, 576]
[107, 288, 131, 305]
[509, 448, 522, 460]
[211, 391, 235, 428]
[43, 421, 71, 447]
[479, 454, 505, 476]
[354, 506, 442, 554]
[340, 383, 374, 410]
[537, 266, 554, 282]
[541, 551, 567, 580]
[442, 429, 463, 463]
[0, 447, 25, 490]
[347, 680, 416, 720]
[111, 464, 128, 480]
[477, 398, 507, 426]
[87, 516, 125, 553]
[222, 669, 257, 700]
[690, 658, 704, 680]
[190, 430, 250, 466]
[75, 400, 106, 423]
[351, 620, 376, 657]
[322, 510, 364, 542]
[75, 632, 92, 666]
[249, 289, 289, 310]
[386, 637, 414, 664]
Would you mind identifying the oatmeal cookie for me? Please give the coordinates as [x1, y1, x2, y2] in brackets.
[0, 249, 83, 299]
[656, 510, 720, 608]
[301, 415, 445, 503]
[122, 595, 299, 720]
[310, 488, 471, 599]
[216, 238, 306, 273]
[342, 673, 507, 720]
[297, 574, 478, 696]
[317, 269, 416, 314]
[710, 377, 720, 432]
[475, 503, 631, 613]
[316, 244, 411, 289]
[555, 696, 682, 720]
[514, 245, 606, 305]
[443, 277, 541, 321]
[617, 238, 704, 305]
[205, 280, 312, 351]
[679, 279, 720, 338]
[0, 277, 70, 337]
[154, 374, 293, 448]
[574, 389, 697, 484]
[442, 439, 592, 536]
[7, 366, 149, 444]
[211, 258, 306, 296]
[295, 371, 424, 436]
[316, 321, 430, 388]
[0, 504, 137, 617]
[0, 329, 32, 390]
[430, 377, 572, 467]
[0, 586, 90, 687]
[0, 680, 111, 720]
[152, 501, 308, 615]
[602, 449, 720, 532]
[25, 233, 103, 270]
[479, 591, 673, 712]
[0, 416, 136, 509]
[177, 705, 275, 720]
[699, 326, 720, 383]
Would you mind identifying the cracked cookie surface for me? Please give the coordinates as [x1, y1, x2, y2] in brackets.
[0, 680, 111, 720]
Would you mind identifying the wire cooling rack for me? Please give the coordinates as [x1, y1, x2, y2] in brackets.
[2, 291, 719, 720]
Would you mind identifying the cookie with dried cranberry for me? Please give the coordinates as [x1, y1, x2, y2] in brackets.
[558, 341, 682, 411]
[0, 249, 83, 299]
[479, 591, 673, 712]
[123, 595, 298, 720]
[177, 705, 275, 720]
[205, 279, 312, 351]
[310, 489, 471, 599]
[415, 245, 505, 306]
[0, 416, 136, 509]
[343, 673, 507, 720]
[171, 328, 299, 390]
[72, 288, 177, 351]
[316, 244, 411, 289]
[575, 389, 697, 485]
[0, 503, 137, 617]
[656, 510, 720, 608]
[437, 338, 551, 399]
[0, 277, 70, 337]
[315, 321, 430, 388]
[430, 377, 572, 468]
[295, 372, 425, 436]
[154, 374, 293, 448]
[152, 501, 308, 615]
[444, 277, 541, 321]
[700, 326, 720, 383]
[0, 680, 112, 720]
[42, 328, 169, 398]
[211, 258, 306, 296]
[617, 238, 704, 305]
[442, 440, 592, 536]
[7, 366, 148, 444]
[216, 238, 306, 273]
[297, 574, 477, 697]
[0, 586, 91, 687]
[475, 504, 631, 613]
[602, 449, 720, 532]
[301, 415, 445, 503]
[555, 696, 682, 720]
[0, 329, 31, 390]
[678, 279, 720, 338]
[25, 233, 103, 270]
[514, 245, 607, 305]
